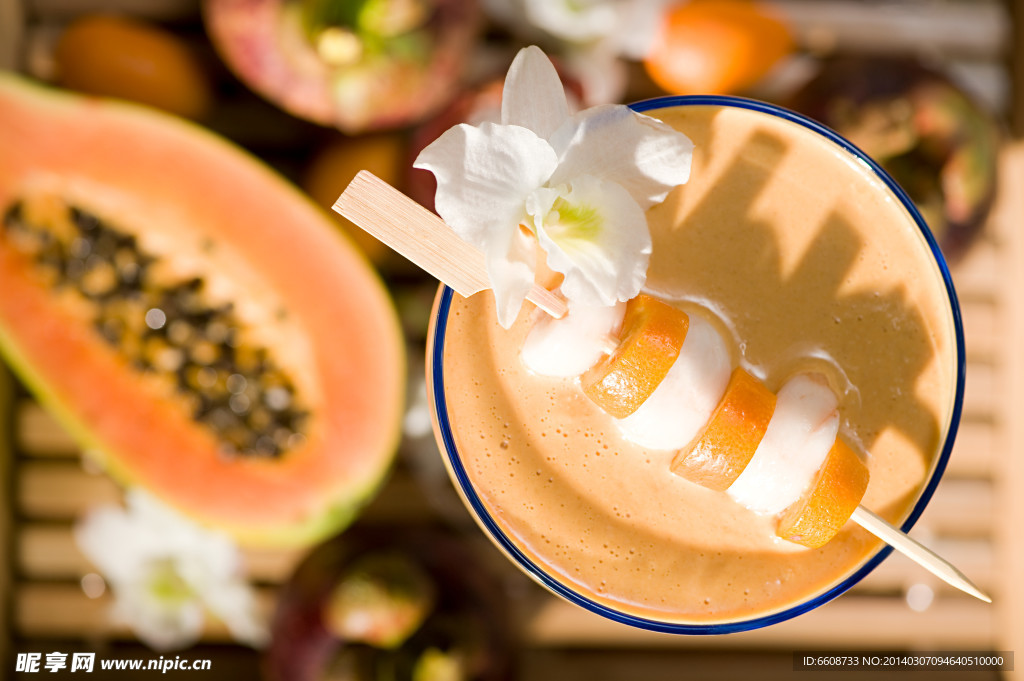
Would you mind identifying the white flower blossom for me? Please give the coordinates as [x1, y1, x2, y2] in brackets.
[74, 489, 268, 651]
[414, 46, 693, 327]
[481, 0, 674, 103]
[523, 0, 670, 59]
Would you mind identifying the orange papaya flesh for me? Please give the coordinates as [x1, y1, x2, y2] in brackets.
[776, 438, 870, 549]
[581, 294, 689, 419]
[0, 75, 405, 547]
[671, 367, 776, 491]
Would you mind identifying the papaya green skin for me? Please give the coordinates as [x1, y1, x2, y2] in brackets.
[0, 74, 406, 547]
[1, 318, 369, 547]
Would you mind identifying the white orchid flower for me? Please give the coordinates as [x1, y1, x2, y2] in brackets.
[524, 0, 671, 59]
[481, 0, 673, 103]
[414, 46, 693, 328]
[74, 489, 268, 651]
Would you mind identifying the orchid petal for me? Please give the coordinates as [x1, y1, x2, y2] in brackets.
[75, 506, 148, 582]
[563, 43, 627, 106]
[524, 184, 563, 229]
[548, 105, 694, 209]
[534, 175, 650, 308]
[201, 580, 270, 647]
[112, 588, 205, 652]
[501, 46, 571, 139]
[609, 0, 675, 59]
[414, 121, 557, 251]
[480, 0, 548, 42]
[487, 225, 538, 329]
[522, 0, 617, 44]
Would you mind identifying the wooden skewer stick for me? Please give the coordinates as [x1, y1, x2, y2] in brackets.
[334, 170, 567, 319]
[334, 170, 992, 604]
[851, 506, 991, 602]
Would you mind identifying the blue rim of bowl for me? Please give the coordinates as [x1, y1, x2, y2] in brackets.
[428, 94, 967, 634]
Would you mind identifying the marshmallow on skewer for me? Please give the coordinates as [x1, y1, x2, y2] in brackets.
[519, 290, 867, 549]
[522, 302, 625, 377]
[614, 313, 731, 451]
[726, 373, 840, 515]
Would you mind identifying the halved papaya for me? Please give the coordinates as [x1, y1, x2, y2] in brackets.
[0, 75, 405, 547]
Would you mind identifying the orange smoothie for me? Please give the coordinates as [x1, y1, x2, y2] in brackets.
[429, 101, 961, 627]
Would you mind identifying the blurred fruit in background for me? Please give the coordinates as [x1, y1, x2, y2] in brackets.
[788, 55, 1001, 262]
[203, 0, 482, 133]
[478, 0, 673, 105]
[264, 527, 514, 681]
[53, 14, 213, 120]
[303, 131, 408, 265]
[406, 78, 503, 212]
[643, 0, 794, 96]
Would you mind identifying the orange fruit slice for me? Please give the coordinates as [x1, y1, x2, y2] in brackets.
[55, 15, 212, 120]
[643, 0, 794, 97]
[776, 438, 869, 549]
[670, 367, 775, 491]
[581, 294, 689, 419]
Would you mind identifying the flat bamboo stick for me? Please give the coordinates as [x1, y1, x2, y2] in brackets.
[334, 170, 567, 319]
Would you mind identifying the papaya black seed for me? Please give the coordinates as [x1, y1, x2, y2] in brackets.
[3, 201, 24, 227]
[1, 196, 309, 458]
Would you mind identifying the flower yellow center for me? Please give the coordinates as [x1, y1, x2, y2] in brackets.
[551, 197, 603, 242]
[146, 559, 195, 606]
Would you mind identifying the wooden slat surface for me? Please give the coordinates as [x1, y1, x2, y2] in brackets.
[993, 141, 1024, 676]
[770, 0, 1010, 59]
[1, 367, 14, 677]
[9, 579, 997, 650]
[12, 460, 440, 525]
[522, 595, 996, 649]
[517, 649, 1001, 681]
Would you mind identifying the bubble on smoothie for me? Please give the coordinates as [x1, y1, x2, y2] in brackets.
[727, 372, 839, 515]
[615, 314, 731, 450]
[521, 301, 626, 377]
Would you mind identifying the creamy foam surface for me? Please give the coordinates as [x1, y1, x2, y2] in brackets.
[433, 104, 958, 624]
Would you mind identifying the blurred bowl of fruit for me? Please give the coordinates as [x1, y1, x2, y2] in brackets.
[788, 55, 1001, 262]
[264, 526, 515, 681]
[204, 0, 482, 133]
[303, 130, 409, 266]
